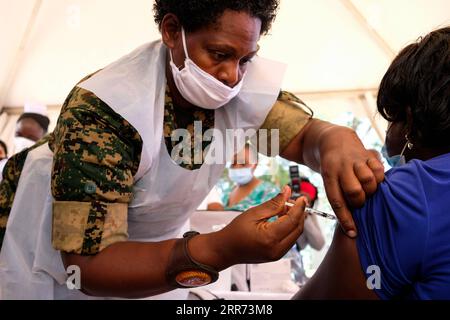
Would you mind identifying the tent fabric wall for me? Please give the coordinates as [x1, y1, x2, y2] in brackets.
[1, 0, 449, 108]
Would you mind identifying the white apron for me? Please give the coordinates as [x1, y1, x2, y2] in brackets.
[0, 40, 285, 299]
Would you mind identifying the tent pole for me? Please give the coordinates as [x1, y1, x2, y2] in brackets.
[294, 88, 377, 99]
[340, 0, 396, 60]
[0, 0, 43, 112]
[361, 91, 386, 142]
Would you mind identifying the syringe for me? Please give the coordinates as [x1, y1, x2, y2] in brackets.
[285, 202, 337, 220]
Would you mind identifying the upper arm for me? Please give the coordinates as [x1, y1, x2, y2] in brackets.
[260, 91, 312, 156]
[50, 86, 143, 256]
[293, 226, 379, 300]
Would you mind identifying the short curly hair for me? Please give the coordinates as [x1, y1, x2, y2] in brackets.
[377, 26, 450, 148]
[153, 0, 279, 35]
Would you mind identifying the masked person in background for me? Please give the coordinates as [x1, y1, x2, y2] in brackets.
[208, 144, 280, 212]
[294, 26, 450, 300]
[13, 103, 50, 154]
[0, 140, 7, 183]
[0, 104, 50, 183]
[0, 0, 384, 299]
[206, 144, 282, 292]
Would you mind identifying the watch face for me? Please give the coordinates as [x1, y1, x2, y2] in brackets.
[176, 271, 212, 287]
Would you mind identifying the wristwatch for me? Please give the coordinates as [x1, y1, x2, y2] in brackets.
[166, 231, 219, 288]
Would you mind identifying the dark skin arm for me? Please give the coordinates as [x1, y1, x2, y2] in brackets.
[62, 187, 306, 298]
[280, 119, 385, 237]
[293, 226, 379, 300]
[63, 240, 178, 298]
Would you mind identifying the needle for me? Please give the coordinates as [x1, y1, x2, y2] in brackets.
[285, 202, 337, 220]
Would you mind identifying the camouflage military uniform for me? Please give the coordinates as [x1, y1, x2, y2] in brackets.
[0, 81, 311, 254]
[164, 85, 215, 171]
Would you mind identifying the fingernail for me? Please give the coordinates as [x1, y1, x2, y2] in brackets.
[347, 230, 357, 238]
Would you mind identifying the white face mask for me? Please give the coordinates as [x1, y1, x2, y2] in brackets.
[228, 167, 254, 186]
[14, 136, 35, 153]
[169, 28, 245, 110]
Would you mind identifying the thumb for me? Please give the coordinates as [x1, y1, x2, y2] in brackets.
[253, 185, 291, 219]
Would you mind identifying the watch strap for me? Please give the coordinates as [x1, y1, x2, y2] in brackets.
[166, 231, 219, 288]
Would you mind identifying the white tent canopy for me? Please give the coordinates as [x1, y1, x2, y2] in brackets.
[0, 0, 449, 145]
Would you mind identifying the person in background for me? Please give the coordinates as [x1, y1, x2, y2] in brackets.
[0, 140, 8, 182]
[288, 177, 325, 286]
[0, 140, 7, 161]
[294, 177, 325, 252]
[13, 103, 50, 154]
[294, 26, 450, 300]
[207, 144, 280, 291]
[208, 149, 325, 291]
[208, 144, 280, 212]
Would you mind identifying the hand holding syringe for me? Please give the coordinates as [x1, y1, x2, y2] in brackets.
[285, 202, 336, 220]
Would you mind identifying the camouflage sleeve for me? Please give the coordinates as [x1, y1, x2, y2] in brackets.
[50, 86, 142, 255]
[260, 91, 313, 155]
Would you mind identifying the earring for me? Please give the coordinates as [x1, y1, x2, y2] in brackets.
[405, 134, 414, 150]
